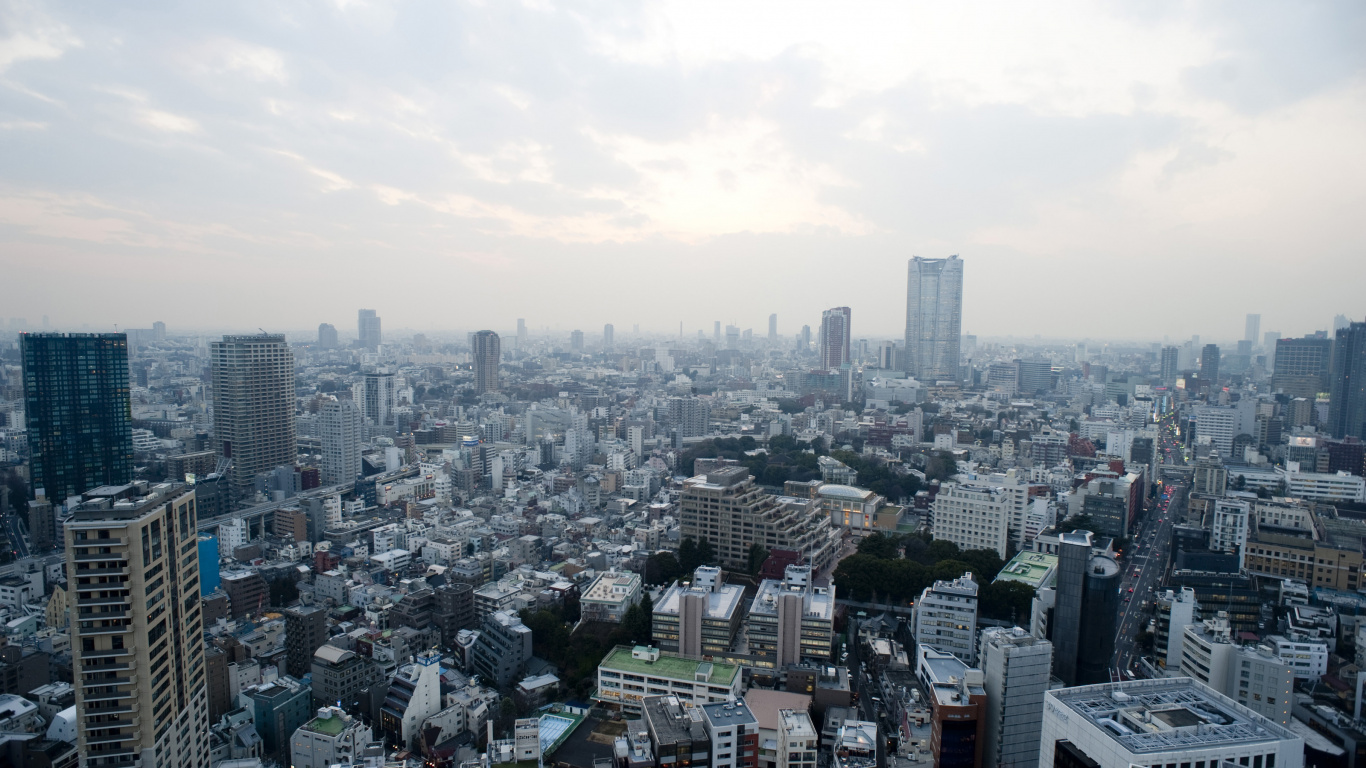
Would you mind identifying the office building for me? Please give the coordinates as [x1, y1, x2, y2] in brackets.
[311, 645, 382, 711]
[1046, 530, 1120, 687]
[931, 483, 1009, 558]
[472, 330, 501, 394]
[284, 605, 328, 680]
[379, 650, 442, 749]
[1245, 314, 1261, 344]
[818, 307, 851, 370]
[768, 314, 778, 343]
[570, 329, 584, 352]
[317, 323, 338, 349]
[65, 482, 209, 768]
[1194, 405, 1236, 456]
[470, 611, 533, 687]
[354, 372, 396, 426]
[1178, 615, 1294, 724]
[27, 496, 55, 552]
[604, 323, 615, 349]
[21, 333, 133, 502]
[596, 645, 742, 714]
[319, 398, 362, 485]
[679, 466, 840, 573]
[1160, 346, 1179, 383]
[290, 706, 372, 768]
[914, 572, 979, 664]
[1040, 678, 1303, 768]
[1154, 587, 1199, 669]
[653, 566, 747, 659]
[580, 570, 644, 624]
[1273, 336, 1332, 397]
[642, 695, 712, 768]
[747, 565, 835, 666]
[979, 627, 1051, 768]
[904, 255, 963, 382]
[917, 646, 986, 768]
[1328, 320, 1366, 439]
[357, 309, 381, 351]
[1211, 497, 1250, 563]
[251, 675, 312, 762]
[210, 334, 296, 500]
[1201, 343, 1221, 383]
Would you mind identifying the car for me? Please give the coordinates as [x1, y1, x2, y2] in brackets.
[1128, 587, 1134, 592]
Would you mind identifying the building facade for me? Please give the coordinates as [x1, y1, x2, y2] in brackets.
[914, 573, 979, 665]
[472, 330, 501, 394]
[904, 255, 963, 382]
[210, 334, 297, 500]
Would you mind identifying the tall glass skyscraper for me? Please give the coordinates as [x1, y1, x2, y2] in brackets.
[904, 255, 963, 382]
[1328, 320, 1366, 439]
[22, 333, 133, 501]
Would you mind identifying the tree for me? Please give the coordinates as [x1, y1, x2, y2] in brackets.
[696, 537, 717, 567]
[856, 533, 903, 560]
[2, 471, 26, 513]
[978, 580, 1037, 622]
[645, 552, 681, 586]
[747, 544, 769, 575]
[678, 537, 700, 572]
[925, 451, 958, 482]
[1056, 515, 1096, 534]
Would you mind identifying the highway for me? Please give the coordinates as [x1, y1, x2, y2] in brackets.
[1112, 410, 1187, 675]
[3, 514, 29, 560]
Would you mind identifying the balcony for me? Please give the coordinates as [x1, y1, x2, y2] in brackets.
[78, 606, 129, 619]
[85, 728, 139, 746]
[81, 676, 132, 688]
[80, 647, 133, 660]
[82, 688, 134, 703]
[80, 623, 132, 636]
[78, 566, 130, 576]
[77, 596, 130, 607]
[74, 552, 127, 562]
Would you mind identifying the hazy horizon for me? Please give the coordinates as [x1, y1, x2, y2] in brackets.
[2, 2, 1363, 341]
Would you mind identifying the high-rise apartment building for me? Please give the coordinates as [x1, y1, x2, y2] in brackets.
[747, 565, 834, 666]
[1273, 336, 1332, 397]
[1327, 320, 1366, 439]
[66, 482, 209, 768]
[570, 329, 584, 352]
[904, 255, 963, 382]
[319, 399, 362, 485]
[668, 396, 711, 438]
[210, 335, 296, 500]
[978, 627, 1051, 768]
[818, 307, 851, 370]
[800, 325, 811, 350]
[930, 483, 1009, 558]
[284, 605, 328, 679]
[1200, 343, 1221, 383]
[913, 572, 979, 664]
[604, 323, 615, 350]
[357, 309, 381, 351]
[768, 313, 778, 342]
[22, 333, 133, 502]
[1160, 345, 1179, 383]
[1245, 313, 1261, 344]
[471, 330, 501, 394]
[516, 318, 527, 347]
[317, 323, 338, 349]
[354, 372, 396, 426]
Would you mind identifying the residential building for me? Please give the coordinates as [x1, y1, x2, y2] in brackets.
[284, 605, 328, 680]
[357, 309, 381, 351]
[1211, 496, 1251, 564]
[354, 372, 396, 426]
[831, 719, 877, 768]
[914, 572, 979, 664]
[472, 331, 501, 394]
[210, 334, 296, 500]
[776, 709, 818, 768]
[978, 627, 1051, 768]
[1328, 320, 1366, 439]
[917, 646, 986, 768]
[679, 467, 840, 573]
[818, 307, 851, 370]
[931, 483, 1009, 558]
[1160, 346, 1179, 383]
[310, 644, 382, 710]
[65, 482, 209, 768]
[904, 255, 963, 382]
[595, 645, 742, 714]
[1265, 634, 1328, 680]
[580, 570, 644, 624]
[747, 565, 835, 666]
[470, 611, 533, 687]
[379, 650, 442, 749]
[250, 675, 312, 762]
[669, 396, 712, 438]
[700, 699, 759, 768]
[653, 566, 747, 659]
[641, 695, 712, 768]
[1154, 587, 1199, 669]
[289, 706, 372, 768]
[21, 333, 133, 501]
[1039, 678, 1304, 768]
[1194, 405, 1236, 457]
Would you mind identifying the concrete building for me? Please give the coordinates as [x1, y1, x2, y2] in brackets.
[700, 699, 760, 768]
[1265, 634, 1328, 680]
[1178, 617, 1294, 724]
[65, 482, 209, 768]
[931, 483, 1009, 558]
[1327, 320, 1366, 439]
[1195, 405, 1236, 457]
[1154, 587, 1199, 669]
[775, 708, 818, 768]
[357, 308, 381, 351]
[470, 611, 533, 687]
[320, 398, 363, 485]
[917, 646, 986, 768]
[653, 566, 747, 659]
[595, 645, 742, 714]
[580, 570, 644, 624]
[914, 572, 979, 665]
[1040, 677, 1303, 768]
[310, 644, 382, 710]
[210, 334, 297, 500]
[978, 627, 1052, 768]
[379, 650, 442, 749]
[354, 372, 396, 426]
[250, 675, 313, 762]
[472, 330, 501, 394]
[1211, 496, 1251, 564]
[284, 605, 329, 680]
[747, 565, 835, 666]
[818, 307, 852, 370]
[289, 706, 372, 768]
[904, 255, 963, 382]
[641, 695, 712, 768]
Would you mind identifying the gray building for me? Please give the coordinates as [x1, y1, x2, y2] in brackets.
[1328, 320, 1366, 439]
[210, 334, 297, 500]
[472, 330, 501, 394]
[470, 610, 533, 687]
[320, 398, 362, 485]
[284, 605, 329, 679]
[979, 627, 1052, 768]
[357, 309, 381, 351]
[311, 644, 382, 710]
[1048, 530, 1120, 687]
[904, 255, 963, 382]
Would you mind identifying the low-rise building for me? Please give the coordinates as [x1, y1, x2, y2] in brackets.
[290, 706, 373, 768]
[470, 611, 533, 688]
[596, 645, 742, 714]
[700, 699, 760, 768]
[580, 570, 644, 623]
[917, 646, 986, 768]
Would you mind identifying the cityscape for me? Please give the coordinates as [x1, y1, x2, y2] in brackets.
[2, 4, 1365, 768]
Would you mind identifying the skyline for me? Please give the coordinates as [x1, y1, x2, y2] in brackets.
[2, 2, 1364, 339]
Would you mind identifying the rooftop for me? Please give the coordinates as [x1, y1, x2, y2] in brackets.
[994, 551, 1059, 588]
[817, 484, 875, 502]
[582, 571, 643, 605]
[599, 646, 738, 686]
[1047, 677, 1301, 754]
[700, 700, 758, 728]
[750, 577, 834, 620]
[655, 579, 746, 621]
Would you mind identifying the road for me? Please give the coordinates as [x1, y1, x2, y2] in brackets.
[844, 617, 886, 768]
[3, 514, 28, 560]
[1112, 410, 1187, 674]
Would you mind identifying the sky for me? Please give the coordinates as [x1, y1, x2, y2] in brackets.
[1, 0, 1364, 342]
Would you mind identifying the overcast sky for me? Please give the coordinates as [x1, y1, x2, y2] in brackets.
[1, 1, 1363, 342]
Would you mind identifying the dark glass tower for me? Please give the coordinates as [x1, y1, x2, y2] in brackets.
[21, 333, 133, 501]
[1328, 321, 1366, 439]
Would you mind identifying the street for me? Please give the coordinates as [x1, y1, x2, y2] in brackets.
[3, 514, 28, 560]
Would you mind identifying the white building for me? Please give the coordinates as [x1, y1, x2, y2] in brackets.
[979, 627, 1052, 768]
[290, 706, 372, 768]
[1211, 496, 1251, 565]
[595, 645, 742, 714]
[580, 570, 643, 623]
[1266, 634, 1329, 679]
[1281, 466, 1366, 503]
[913, 572, 979, 665]
[1154, 587, 1199, 669]
[931, 483, 1009, 558]
[956, 468, 1032, 550]
[1040, 678, 1303, 768]
[776, 708, 818, 768]
[320, 398, 363, 485]
[1195, 406, 1236, 456]
[371, 548, 411, 572]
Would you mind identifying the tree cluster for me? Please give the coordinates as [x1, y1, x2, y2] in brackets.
[519, 592, 655, 699]
[828, 450, 921, 502]
[680, 435, 827, 487]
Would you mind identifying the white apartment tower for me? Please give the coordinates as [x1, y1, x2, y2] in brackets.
[904, 255, 963, 382]
[67, 483, 209, 768]
[979, 627, 1052, 768]
[210, 334, 296, 500]
[319, 398, 362, 485]
[353, 372, 397, 426]
[1211, 497, 1251, 565]
[913, 572, 979, 665]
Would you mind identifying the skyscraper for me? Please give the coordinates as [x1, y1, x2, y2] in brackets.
[768, 314, 777, 342]
[1159, 345, 1179, 383]
[67, 482, 209, 768]
[472, 330, 501, 393]
[1200, 343, 1221, 383]
[570, 329, 584, 352]
[1047, 530, 1119, 686]
[905, 255, 963, 382]
[1245, 313, 1261, 344]
[210, 335, 296, 500]
[1327, 320, 1366, 439]
[319, 398, 362, 485]
[818, 307, 851, 370]
[800, 325, 811, 350]
[21, 333, 134, 502]
[317, 323, 338, 349]
[603, 323, 615, 350]
[1273, 336, 1332, 397]
[516, 318, 527, 347]
[354, 372, 396, 426]
[713, 321, 721, 346]
[357, 309, 381, 351]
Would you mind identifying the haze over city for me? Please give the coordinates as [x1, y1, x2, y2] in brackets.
[2, 1, 1364, 339]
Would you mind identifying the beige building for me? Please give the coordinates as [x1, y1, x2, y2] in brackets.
[679, 467, 840, 572]
[66, 482, 209, 768]
[210, 334, 296, 500]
